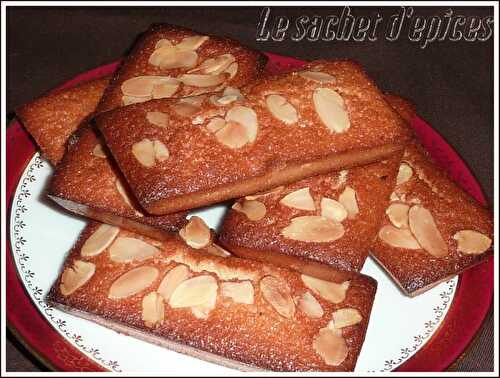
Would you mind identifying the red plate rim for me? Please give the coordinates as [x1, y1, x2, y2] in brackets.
[6, 53, 493, 372]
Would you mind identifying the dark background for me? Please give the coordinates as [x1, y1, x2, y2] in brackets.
[6, 6, 494, 372]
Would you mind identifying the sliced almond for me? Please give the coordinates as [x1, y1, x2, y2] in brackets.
[397, 163, 413, 185]
[155, 39, 173, 49]
[157, 265, 190, 301]
[281, 216, 344, 243]
[108, 266, 159, 299]
[92, 143, 107, 159]
[313, 87, 350, 133]
[299, 70, 336, 83]
[298, 291, 324, 318]
[169, 275, 218, 308]
[146, 111, 169, 128]
[109, 237, 160, 263]
[334, 169, 349, 189]
[221, 281, 254, 304]
[121, 76, 175, 98]
[189, 54, 235, 74]
[60, 260, 96, 296]
[131, 139, 155, 167]
[280, 188, 316, 211]
[160, 49, 198, 70]
[148, 46, 175, 66]
[338, 186, 359, 219]
[191, 294, 217, 320]
[206, 117, 226, 133]
[215, 95, 238, 105]
[224, 105, 258, 145]
[122, 95, 151, 106]
[222, 86, 243, 100]
[232, 200, 266, 221]
[181, 95, 206, 107]
[224, 62, 238, 79]
[175, 35, 209, 50]
[215, 121, 249, 149]
[260, 276, 295, 318]
[153, 140, 170, 162]
[179, 216, 211, 249]
[132, 138, 169, 167]
[386, 203, 410, 229]
[320, 198, 347, 222]
[301, 275, 349, 304]
[266, 94, 298, 125]
[115, 179, 136, 211]
[390, 192, 400, 202]
[142, 292, 164, 328]
[245, 186, 284, 200]
[378, 225, 421, 249]
[313, 327, 348, 366]
[179, 73, 227, 88]
[205, 244, 232, 257]
[332, 308, 362, 329]
[453, 230, 492, 255]
[151, 81, 180, 99]
[191, 284, 217, 319]
[171, 102, 200, 117]
[81, 224, 119, 257]
[408, 205, 448, 258]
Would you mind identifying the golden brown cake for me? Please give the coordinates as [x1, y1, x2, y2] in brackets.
[218, 152, 402, 276]
[383, 93, 417, 124]
[97, 60, 412, 215]
[16, 76, 110, 164]
[47, 218, 377, 371]
[48, 124, 187, 240]
[97, 23, 267, 113]
[45, 25, 265, 236]
[371, 141, 493, 296]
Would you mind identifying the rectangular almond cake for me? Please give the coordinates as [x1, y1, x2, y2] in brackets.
[217, 152, 402, 276]
[370, 141, 493, 296]
[46, 218, 377, 371]
[16, 76, 110, 164]
[44, 24, 266, 237]
[48, 124, 188, 239]
[96, 60, 412, 215]
[97, 23, 267, 113]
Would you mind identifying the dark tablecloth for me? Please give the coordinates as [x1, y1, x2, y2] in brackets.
[6, 6, 494, 372]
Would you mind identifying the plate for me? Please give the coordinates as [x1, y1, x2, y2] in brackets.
[6, 53, 493, 372]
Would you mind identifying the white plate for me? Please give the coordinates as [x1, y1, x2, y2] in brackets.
[10, 154, 458, 373]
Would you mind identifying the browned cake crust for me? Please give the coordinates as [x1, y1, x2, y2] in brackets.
[48, 124, 187, 239]
[47, 221, 377, 371]
[218, 152, 402, 274]
[97, 23, 267, 113]
[97, 60, 411, 215]
[383, 93, 417, 124]
[370, 141, 493, 296]
[16, 76, 110, 164]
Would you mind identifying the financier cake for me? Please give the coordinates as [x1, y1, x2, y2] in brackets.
[97, 23, 268, 113]
[47, 218, 377, 371]
[46, 24, 266, 237]
[16, 76, 110, 164]
[371, 95, 493, 296]
[370, 141, 493, 296]
[48, 124, 188, 239]
[96, 60, 412, 215]
[217, 152, 402, 276]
